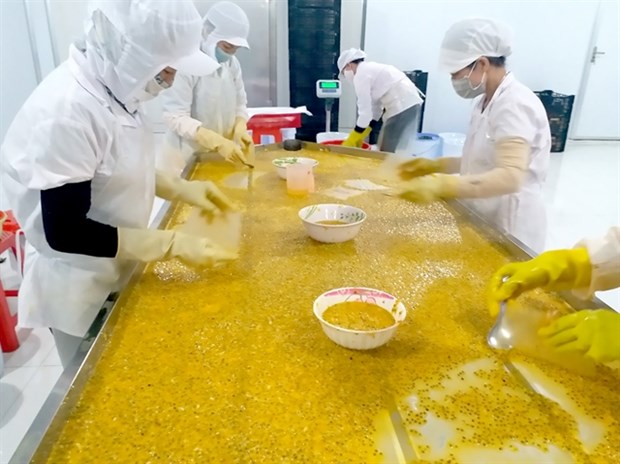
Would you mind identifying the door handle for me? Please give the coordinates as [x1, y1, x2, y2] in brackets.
[591, 46, 606, 64]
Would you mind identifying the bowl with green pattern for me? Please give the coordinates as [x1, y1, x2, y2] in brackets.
[272, 157, 318, 180]
[298, 204, 366, 243]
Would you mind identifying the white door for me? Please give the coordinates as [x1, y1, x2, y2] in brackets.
[572, 0, 620, 139]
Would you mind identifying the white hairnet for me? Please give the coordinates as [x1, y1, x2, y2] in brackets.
[203, 1, 250, 49]
[438, 17, 513, 74]
[337, 48, 367, 74]
[83, 0, 219, 104]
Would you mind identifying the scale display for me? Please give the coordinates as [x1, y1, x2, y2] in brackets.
[316, 79, 342, 98]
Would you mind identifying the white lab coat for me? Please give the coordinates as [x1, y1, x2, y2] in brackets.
[575, 227, 620, 299]
[0, 46, 154, 337]
[160, 55, 248, 174]
[460, 73, 551, 253]
[352, 61, 423, 128]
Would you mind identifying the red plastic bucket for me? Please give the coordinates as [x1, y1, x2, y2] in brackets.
[320, 140, 371, 150]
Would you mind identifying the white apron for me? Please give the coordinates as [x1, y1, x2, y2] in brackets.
[460, 74, 548, 253]
[15, 61, 155, 337]
[381, 77, 424, 121]
[161, 64, 238, 174]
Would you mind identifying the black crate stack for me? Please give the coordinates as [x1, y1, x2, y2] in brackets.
[288, 0, 342, 141]
[534, 90, 575, 153]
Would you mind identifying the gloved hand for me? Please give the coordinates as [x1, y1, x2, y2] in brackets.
[396, 174, 458, 203]
[399, 158, 449, 181]
[539, 309, 620, 363]
[195, 127, 247, 165]
[487, 248, 592, 316]
[341, 127, 371, 148]
[156, 171, 237, 216]
[117, 228, 237, 267]
[232, 117, 255, 165]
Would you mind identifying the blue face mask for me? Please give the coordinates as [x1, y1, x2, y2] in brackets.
[215, 47, 232, 63]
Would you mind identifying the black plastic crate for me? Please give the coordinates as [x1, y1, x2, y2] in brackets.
[534, 90, 575, 153]
[289, 54, 338, 69]
[290, 0, 340, 9]
[288, 0, 341, 141]
[288, 83, 315, 94]
[406, 70, 428, 96]
[405, 70, 428, 132]
[290, 73, 329, 89]
[288, 8, 340, 27]
[289, 35, 339, 52]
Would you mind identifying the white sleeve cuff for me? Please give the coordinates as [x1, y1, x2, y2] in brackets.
[573, 227, 620, 299]
[163, 112, 203, 141]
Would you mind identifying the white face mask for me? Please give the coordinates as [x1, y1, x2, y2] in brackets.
[452, 62, 486, 99]
[343, 69, 355, 83]
[215, 46, 232, 63]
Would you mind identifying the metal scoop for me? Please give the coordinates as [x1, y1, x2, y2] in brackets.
[487, 277, 513, 350]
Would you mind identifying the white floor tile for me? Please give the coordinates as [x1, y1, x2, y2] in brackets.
[0, 366, 62, 464]
[597, 289, 620, 311]
[2, 328, 55, 369]
[543, 140, 620, 311]
[41, 345, 61, 368]
[0, 367, 37, 423]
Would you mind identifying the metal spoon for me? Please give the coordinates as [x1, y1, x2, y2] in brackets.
[487, 277, 513, 350]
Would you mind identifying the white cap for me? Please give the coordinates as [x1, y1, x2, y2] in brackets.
[337, 48, 367, 74]
[85, 0, 219, 104]
[204, 1, 250, 49]
[438, 18, 513, 74]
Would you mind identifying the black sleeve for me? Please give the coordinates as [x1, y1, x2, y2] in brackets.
[354, 120, 379, 133]
[40, 180, 118, 258]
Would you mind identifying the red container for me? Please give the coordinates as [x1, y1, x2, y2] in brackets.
[0, 210, 22, 352]
[320, 140, 371, 150]
[1, 210, 20, 233]
[247, 113, 302, 144]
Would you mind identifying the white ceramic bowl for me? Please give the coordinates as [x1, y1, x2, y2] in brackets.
[272, 157, 319, 180]
[313, 287, 407, 350]
[298, 204, 366, 243]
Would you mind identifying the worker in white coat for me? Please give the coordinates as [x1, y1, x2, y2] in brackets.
[396, 18, 551, 253]
[337, 48, 424, 153]
[488, 227, 620, 363]
[161, 1, 253, 174]
[0, 0, 238, 367]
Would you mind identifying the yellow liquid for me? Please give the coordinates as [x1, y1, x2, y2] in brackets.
[316, 220, 348, 226]
[286, 188, 308, 196]
[323, 301, 396, 331]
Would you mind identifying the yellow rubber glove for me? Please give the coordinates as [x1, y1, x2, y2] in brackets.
[232, 117, 252, 146]
[195, 127, 247, 165]
[397, 174, 458, 203]
[156, 171, 237, 216]
[487, 248, 592, 316]
[539, 309, 620, 363]
[341, 127, 371, 148]
[399, 158, 448, 180]
[117, 228, 237, 267]
[232, 117, 255, 164]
